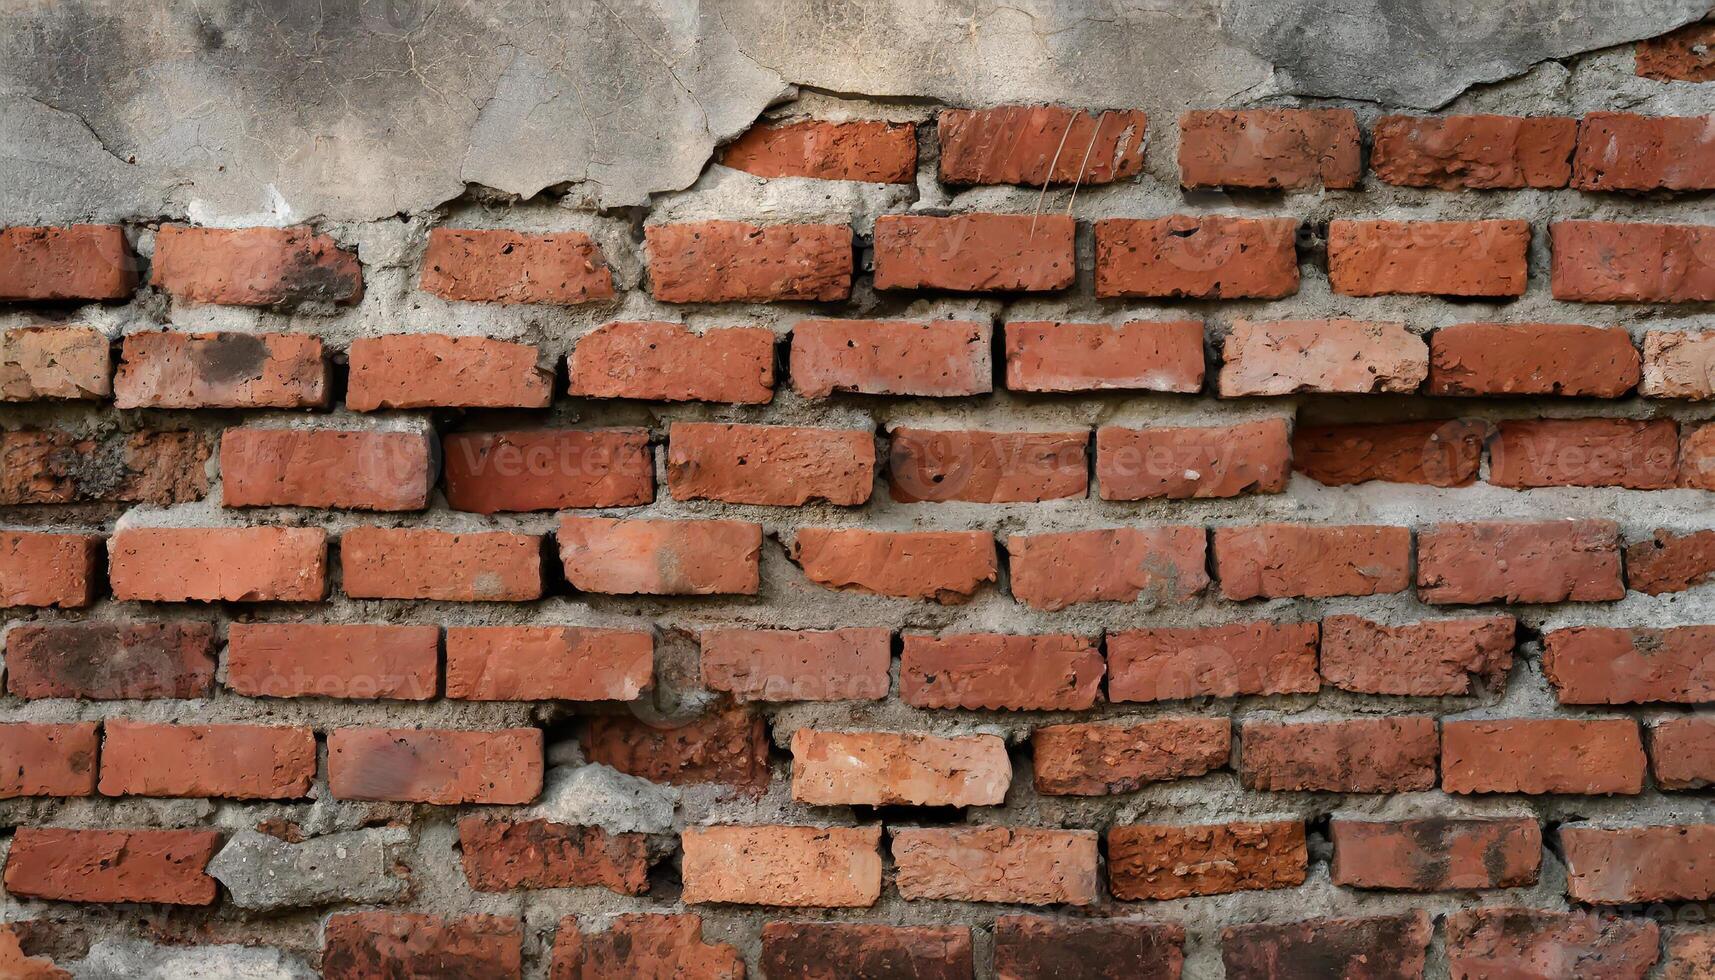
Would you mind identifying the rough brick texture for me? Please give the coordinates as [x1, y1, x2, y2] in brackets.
[444, 428, 653, 512]
[347, 334, 552, 410]
[1222, 913, 1432, 980]
[1033, 718, 1230, 796]
[1552, 220, 1715, 302]
[1428, 322, 1641, 397]
[892, 826, 1098, 905]
[1108, 622, 1320, 701]
[669, 422, 874, 505]
[1214, 524, 1411, 599]
[1009, 526, 1208, 610]
[0, 326, 112, 400]
[647, 221, 852, 302]
[341, 527, 542, 600]
[115, 332, 329, 408]
[322, 913, 522, 980]
[792, 319, 991, 398]
[109, 526, 327, 602]
[891, 428, 1087, 503]
[1560, 825, 1715, 904]
[567, 321, 775, 403]
[795, 527, 997, 602]
[1218, 319, 1427, 396]
[1096, 419, 1289, 499]
[327, 727, 543, 804]
[0, 225, 137, 301]
[1442, 718, 1645, 795]
[1638, 20, 1715, 80]
[1239, 717, 1438, 793]
[3, 828, 220, 905]
[225, 623, 438, 700]
[1293, 419, 1486, 487]
[1178, 108, 1361, 190]
[1446, 908, 1659, 980]
[1095, 215, 1298, 299]
[1417, 520, 1623, 604]
[1108, 821, 1307, 900]
[97, 720, 316, 800]
[561, 517, 760, 595]
[1573, 113, 1715, 192]
[901, 632, 1103, 710]
[221, 427, 432, 510]
[938, 106, 1148, 185]
[872, 213, 1075, 292]
[1330, 818, 1542, 891]
[420, 227, 615, 304]
[0, 531, 99, 608]
[151, 225, 362, 306]
[1371, 115, 1577, 188]
[1003, 319, 1204, 393]
[763, 922, 972, 980]
[680, 825, 882, 907]
[1328, 219, 1529, 297]
[723, 119, 918, 182]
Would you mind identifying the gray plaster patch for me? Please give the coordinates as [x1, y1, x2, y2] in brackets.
[531, 763, 680, 834]
[207, 827, 412, 911]
[70, 939, 317, 980]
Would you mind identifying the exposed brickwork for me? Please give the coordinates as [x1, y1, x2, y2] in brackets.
[1370, 115, 1577, 189]
[114, 332, 329, 409]
[567, 321, 775, 403]
[151, 226, 362, 306]
[0, 327, 112, 400]
[0, 225, 136, 301]
[420, 227, 615, 304]
[1095, 215, 1298, 299]
[938, 106, 1148, 186]
[1328, 219, 1529, 297]
[792, 319, 991, 398]
[1552, 220, 1715, 302]
[1428, 322, 1640, 397]
[1003, 319, 1204, 393]
[873, 213, 1076, 292]
[647, 221, 852, 302]
[723, 119, 918, 183]
[1108, 821, 1307, 900]
[1178, 108, 1361, 190]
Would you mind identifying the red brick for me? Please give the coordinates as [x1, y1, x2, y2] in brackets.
[1644, 330, 1715, 399]
[892, 827, 1098, 905]
[0, 327, 111, 400]
[1562, 825, 1715, 903]
[1178, 108, 1360, 190]
[1664, 928, 1715, 980]
[323, 913, 522, 980]
[1638, 20, 1715, 80]
[764, 922, 972, 980]
[552, 914, 743, 980]
[4, 622, 216, 700]
[1681, 422, 1715, 488]
[341, 527, 541, 601]
[1442, 718, 1645, 795]
[890, 428, 1087, 503]
[114, 331, 328, 408]
[420, 228, 614, 304]
[0, 924, 65, 979]
[1574, 113, 1715, 192]
[0, 723, 99, 798]
[699, 627, 893, 703]
[938, 106, 1147, 186]
[1292, 420, 1485, 487]
[790, 729, 1010, 807]
[443, 429, 654, 512]
[1218, 319, 1428, 395]
[1095, 215, 1298, 299]
[680, 825, 882, 907]
[1650, 717, 1715, 789]
[669, 422, 873, 505]
[793, 528, 997, 603]
[1008, 527, 1207, 611]
[1489, 418, 1678, 488]
[1446, 908, 1659, 980]
[2, 429, 209, 505]
[1214, 524, 1410, 599]
[560, 517, 760, 596]
[327, 727, 543, 804]
[1239, 717, 1438, 793]
[1222, 913, 1432, 980]
[445, 626, 652, 702]
[1108, 821, 1305, 900]
[791, 318, 991, 398]
[1097, 419, 1289, 499]
[152, 225, 361, 306]
[221, 428, 432, 511]
[1003, 319, 1205, 393]
[1552, 220, 1715, 303]
[109, 526, 326, 602]
[97, 720, 315, 800]
[457, 818, 648, 894]
[1329, 219, 1529, 297]
[3, 828, 220, 905]
[583, 704, 770, 789]
[1371, 114, 1577, 189]
[1543, 626, 1715, 704]
[1032, 718, 1230, 796]
[1417, 520, 1623, 604]
[993, 916, 1185, 980]
[226, 623, 438, 700]
[647, 221, 852, 303]
[347, 334, 552, 410]
[1330, 818, 1542, 891]
[0, 532, 98, 608]
[1320, 615, 1514, 696]
[901, 633, 1103, 710]
[567, 320, 775, 404]
[0, 225, 136, 301]
[873, 213, 1075, 292]
[1107, 622, 1321, 702]
[723, 119, 917, 183]
[1429, 322, 1640, 397]
[1627, 528, 1715, 593]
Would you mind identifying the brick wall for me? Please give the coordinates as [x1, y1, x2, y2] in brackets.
[4, 33, 1715, 980]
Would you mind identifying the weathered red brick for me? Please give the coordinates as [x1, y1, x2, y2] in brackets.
[0, 723, 99, 798]
[901, 633, 1103, 710]
[1652, 717, 1715, 789]
[1417, 520, 1624, 604]
[1178, 108, 1360, 190]
[221, 428, 431, 511]
[1562, 825, 1715, 903]
[647, 221, 852, 303]
[699, 627, 892, 703]
[1442, 718, 1645, 795]
[1627, 528, 1715, 593]
[1108, 821, 1306, 900]
[1097, 419, 1289, 499]
[1329, 219, 1529, 297]
[1644, 330, 1715, 399]
[790, 729, 1010, 807]
[445, 626, 652, 702]
[1574, 113, 1715, 192]
[1488, 418, 1678, 489]
[114, 331, 329, 408]
[552, 914, 742, 980]
[3, 828, 220, 905]
[1214, 524, 1410, 599]
[1291, 420, 1486, 487]
[109, 526, 326, 602]
[763, 922, 972, 980]
[1218, 319, 1427, 395]
[567, 320, 775, 404]
[226, 623, 439, 700]
[1095, 216, 1298, 299]
[1371, 114, 1577, 189]
[1330, 818, 1542, 891]
[1, 429, 208, 506]
[560, 517, 760, 596]
[1221, 913, 1432, 980]
[1107, 622, 1320, 702]
[0, 924, 65, 979]
[1680, 422, 1715, 488]
[0, 327, 111, 400]
[443, 429, 654, 512]
[347, 334, 552, 410]
[323, 913, 522, 980]
[938, 106, 1147, 185]
[1552, 220, 1715, 303]
[97, 720, 315, 800]
[1239, 717, 1438, 793]
[327, 727, 543, 804]
[0, 225, 136, 301]
[1638, 20, 1715, 80]
[669, 422, 874, 505]
[723, 119, 917, 183]
[458, 818, 647, 894]
[1008, 527, 1207, 611]
[1003, 320, 1205, 393]
[152, 225, 360, 305]
[793, 528, 997, 603]
[1320, 615, 1515, 696]
[583, 704, 770, 789]
[0, 531, 98, 608]
[873, 213, 1075, 292]
[994, 916, 1185, 980]
[1033, 718, 1230, 796]
[791, 319, 991, 398]
[1447, 908, 1658, 980]
[1429, 322, 1640, 397]
[4, 622, 216, 700]
[680, 825, 881, 907]
[890, 428, 1087, 503]
[420, 228, 614, 304]
[893, 827, 1098, 905]
[1543, 626, 1715, 704]
[1664, 928, 1715, 980]
[341, 527, 541, 601]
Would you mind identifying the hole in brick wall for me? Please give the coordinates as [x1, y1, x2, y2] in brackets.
[855, 804, 964, 825]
